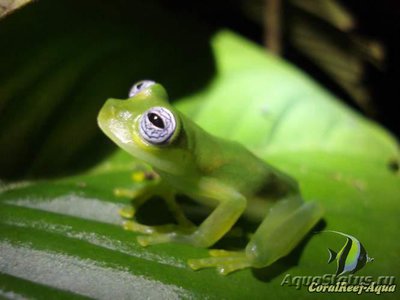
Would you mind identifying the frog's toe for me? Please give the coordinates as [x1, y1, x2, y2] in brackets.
[137, 233, 173, 247]
[119, 206, 136, 219]
[123, 220, 156, 234]
[137, 227, 197, 247]
[216, 261, 252, 275]
[131, 170, 158, 182]
[188, 252, 251, 275]
[124, 219, 185, 236]
[208, 249, 241, 257]
[114, 187, 140, 198]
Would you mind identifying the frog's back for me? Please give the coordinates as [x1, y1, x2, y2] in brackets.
[192, 123, 298, 199]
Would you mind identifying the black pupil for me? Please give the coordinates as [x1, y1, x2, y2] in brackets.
[148, 113, 165, 128]
[136, 82, 143, 90]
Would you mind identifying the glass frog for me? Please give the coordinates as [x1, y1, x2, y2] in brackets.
[97, 80, 323, 275]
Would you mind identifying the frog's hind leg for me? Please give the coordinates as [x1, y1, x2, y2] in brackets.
[188, 197, 323, 274]
[245, 197, 323, 268]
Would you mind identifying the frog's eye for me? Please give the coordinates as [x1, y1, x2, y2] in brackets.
[129, 80, 155, 97]
[139, 107, 176, 145]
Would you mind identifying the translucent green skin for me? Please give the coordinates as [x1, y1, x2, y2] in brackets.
[97, 83, 323, 275]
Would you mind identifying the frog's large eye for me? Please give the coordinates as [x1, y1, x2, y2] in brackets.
[139, 107, 176, 144]
[129, 80, 155, 97]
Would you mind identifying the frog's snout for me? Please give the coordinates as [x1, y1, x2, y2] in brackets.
[98, 99, 122, 123]
[103, 99, 121, 115]
[98, 100, 117, 132]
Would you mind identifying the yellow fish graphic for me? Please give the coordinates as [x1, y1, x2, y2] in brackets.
[325, 230, 374, 275]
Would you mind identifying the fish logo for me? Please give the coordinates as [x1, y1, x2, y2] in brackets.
[323, 230, 374, 275]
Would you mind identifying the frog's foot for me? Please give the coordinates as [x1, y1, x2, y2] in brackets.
[119, 206, 136, 219]
[188, 250, 251, 275]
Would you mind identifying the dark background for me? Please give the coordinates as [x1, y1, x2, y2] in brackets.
[0, 0, 398, 179]
[161, 0, 400, 139]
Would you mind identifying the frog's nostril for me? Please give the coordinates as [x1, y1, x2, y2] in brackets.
[118, 110, 133, 120]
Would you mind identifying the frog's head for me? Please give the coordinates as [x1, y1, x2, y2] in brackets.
[98, 80, 193, 174]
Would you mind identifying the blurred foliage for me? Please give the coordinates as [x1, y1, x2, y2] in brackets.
[0, 0, 399, 299]
[243, 0, 384, 114]
[165, 0, 400, 137]
[0, 0, 32, 18]
[287, 0, 385, 115]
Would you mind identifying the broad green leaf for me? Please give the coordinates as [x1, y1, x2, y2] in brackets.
[1, 1, 399, 299]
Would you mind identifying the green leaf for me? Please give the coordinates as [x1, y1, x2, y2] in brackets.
[1, 1, 399, 299]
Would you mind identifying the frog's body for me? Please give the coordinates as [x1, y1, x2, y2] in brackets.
[158, 113, 298, 213]
[98, 80, 323, 274]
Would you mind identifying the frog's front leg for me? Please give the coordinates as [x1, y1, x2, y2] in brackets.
[115, 169, 160, 219]
[124, 191, 195, 235]
[116, 169, 194, 234]
[137, 179, 246, 247]
[188, 196, 323, 275]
